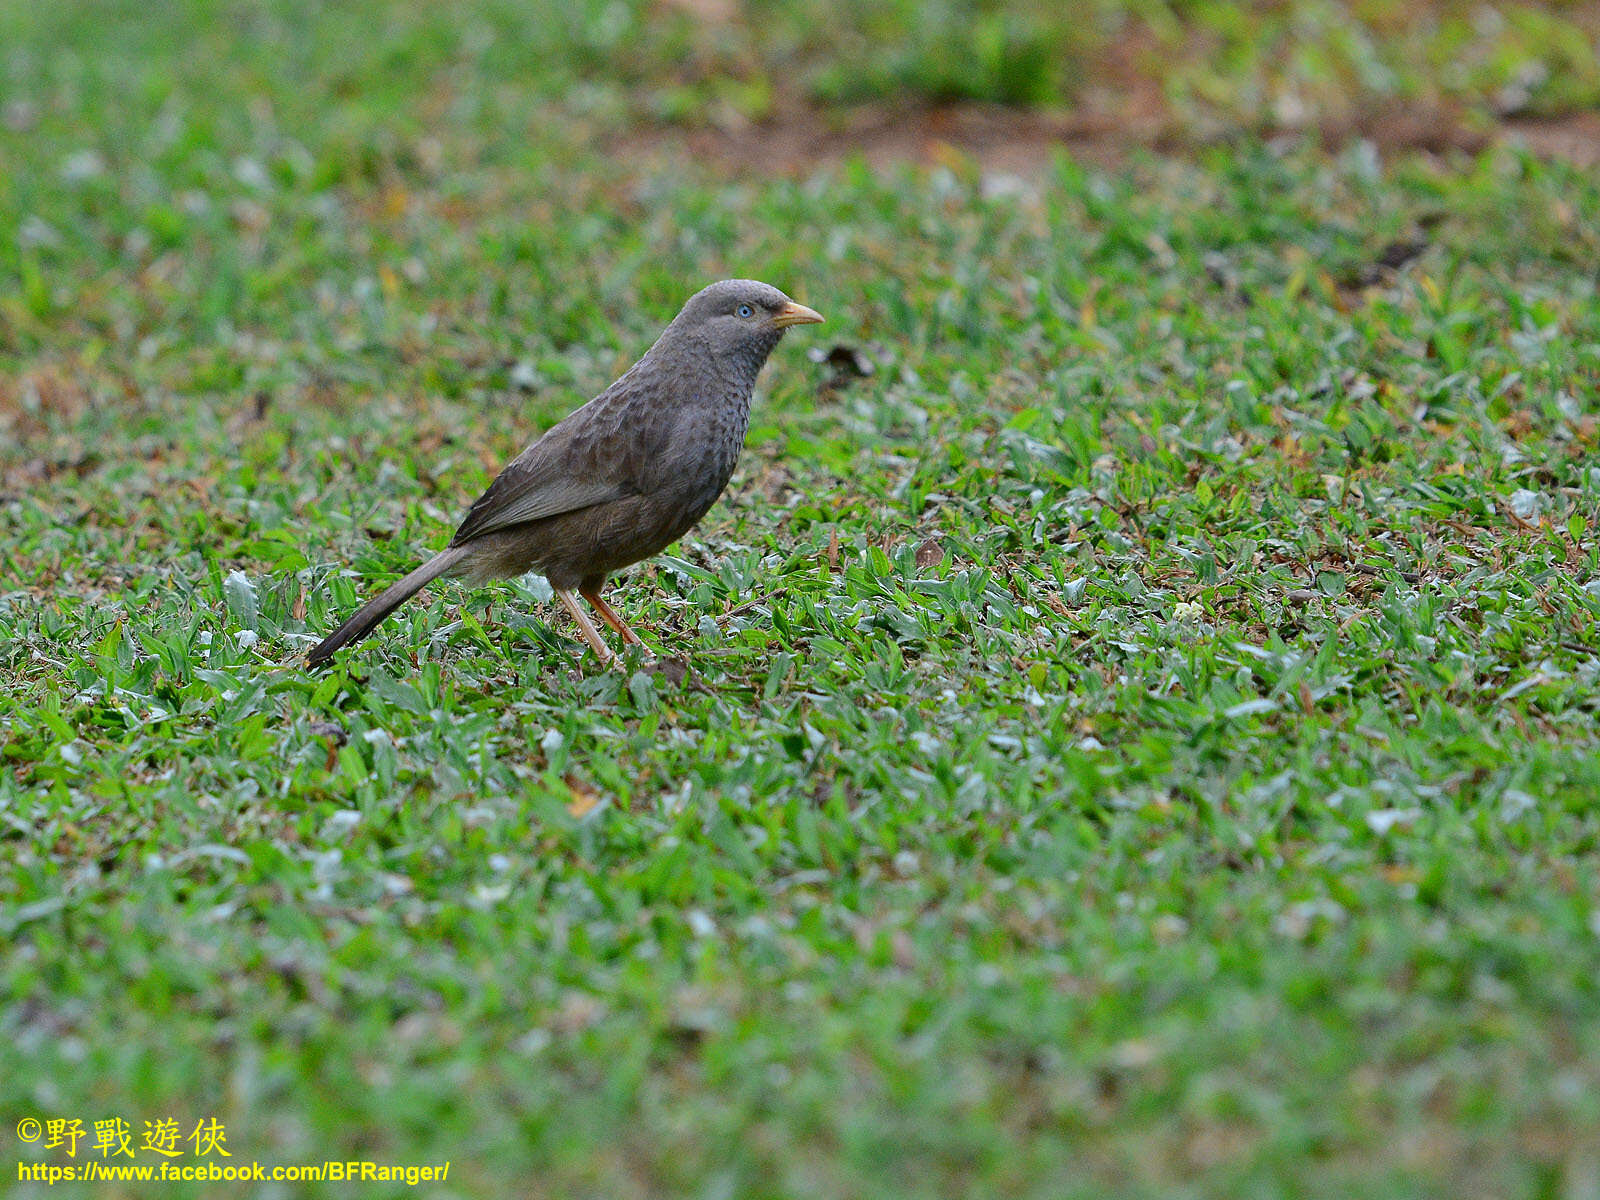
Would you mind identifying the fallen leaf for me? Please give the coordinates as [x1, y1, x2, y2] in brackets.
[565, 775, 601, 818]
[806, 342, 876, 386]
[642, 656, 691, 688]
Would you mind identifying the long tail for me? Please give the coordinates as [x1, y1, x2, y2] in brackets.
[306, 545, 468, 667]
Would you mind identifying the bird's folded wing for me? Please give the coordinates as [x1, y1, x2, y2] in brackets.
[448, 449, 633, 545]
[447, 374, 670, 546]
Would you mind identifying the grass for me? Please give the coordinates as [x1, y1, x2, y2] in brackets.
[5, 2, 1600, 1197]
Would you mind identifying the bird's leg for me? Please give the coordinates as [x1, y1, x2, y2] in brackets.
[580, 586, 645, 647]
[555, 588, 616, 666]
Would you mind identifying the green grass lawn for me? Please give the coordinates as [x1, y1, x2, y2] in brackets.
[5, 2, 1600, 1197]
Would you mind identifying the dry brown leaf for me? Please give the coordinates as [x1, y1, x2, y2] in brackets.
[565, 774, 601, 818]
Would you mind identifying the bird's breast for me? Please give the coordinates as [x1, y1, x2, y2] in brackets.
[649, 393, 751, 521]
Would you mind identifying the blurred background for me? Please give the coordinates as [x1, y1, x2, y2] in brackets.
[5, 0, 1598, 169]
[4, 0, 1596, 416]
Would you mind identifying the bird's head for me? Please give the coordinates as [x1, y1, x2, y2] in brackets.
[668, 279, 824, 375]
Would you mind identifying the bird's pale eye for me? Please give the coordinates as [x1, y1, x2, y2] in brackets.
[736, 304, 754, 318]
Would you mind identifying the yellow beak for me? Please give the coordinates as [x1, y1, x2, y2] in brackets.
[772, 300, 824, 328]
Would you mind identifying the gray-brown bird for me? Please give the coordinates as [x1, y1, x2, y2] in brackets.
[306, 279, 823, 668]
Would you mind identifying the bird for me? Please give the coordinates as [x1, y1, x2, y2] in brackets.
[306, 279, 823, 668]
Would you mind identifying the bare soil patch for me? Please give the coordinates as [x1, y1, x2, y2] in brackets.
[612, 99, 1597, 176]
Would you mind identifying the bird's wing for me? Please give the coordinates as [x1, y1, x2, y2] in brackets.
[447, 374, 664, 546]
[447, 454, 631, 546]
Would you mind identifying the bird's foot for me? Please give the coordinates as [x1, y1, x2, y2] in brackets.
[557, 587, 620, 668]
